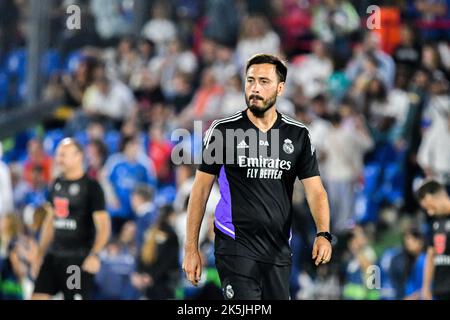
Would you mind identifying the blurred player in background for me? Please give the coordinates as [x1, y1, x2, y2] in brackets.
[32, 138, 110, 300]
[417, 180, 450, 300]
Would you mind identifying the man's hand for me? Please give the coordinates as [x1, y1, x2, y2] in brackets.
[131, 273, 153, 290]
[312, 236, 332, 266]
[82, 254, 101, 274]
[182, 250, 202, 286]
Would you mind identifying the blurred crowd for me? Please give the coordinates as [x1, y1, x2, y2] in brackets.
[1, 0, 450, 300]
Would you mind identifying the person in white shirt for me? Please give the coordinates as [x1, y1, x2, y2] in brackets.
[236, 15, 280, 68]
[82, 75, 136, 121]
[290, 40, 333, 99]
[322, 113, 374, 233]
[0, 142, 14, 216]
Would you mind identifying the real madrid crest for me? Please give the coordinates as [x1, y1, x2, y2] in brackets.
[283, 139, 294, 154]
[69, 183, 80, 196]
[225, 284, 234, 299]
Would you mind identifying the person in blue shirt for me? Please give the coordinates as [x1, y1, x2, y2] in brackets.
[94, 238, 138, 300]
[103, 135, 156, 235]
[131, 184, 158, 252]
[23, 165, 49, 208]
[384, 227, 426, 299]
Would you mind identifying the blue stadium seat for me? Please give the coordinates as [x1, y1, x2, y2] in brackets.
[74, 130, 89, 148]
[64, 50, 83, 74]
[380, 163, 405, 205]
[105, 130, 121, 155]
[155, 185, 177, 207]
[6, 48, 27, 79]
[43, 129, 65, 156]
[41, 49, 62, 78]
[0, 72, 8, 108]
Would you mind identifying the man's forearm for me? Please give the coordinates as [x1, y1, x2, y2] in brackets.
[423, 247, 435, 291]
[185, 182, 212, 253]
[185, 195, 208, 252]
[306, 188, 330, 233]
[90, 215, 111, 255]
[39, 215, 54, 256]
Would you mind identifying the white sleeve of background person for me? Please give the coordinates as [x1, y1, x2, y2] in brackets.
[0, 162, 14, 215]
[417, 129, 435, 172]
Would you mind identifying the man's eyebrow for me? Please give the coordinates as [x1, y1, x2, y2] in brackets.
[246, 76, 271, 81]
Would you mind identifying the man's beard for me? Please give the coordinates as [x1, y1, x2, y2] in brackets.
[246, 92, 277, 118]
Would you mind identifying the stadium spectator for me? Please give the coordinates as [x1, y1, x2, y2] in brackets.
[342, 225, 379, 300]
[22, 165, 49, 209]
[141, 2, 178, 55]
[322, 112, 373, 233]
[0, 214, 25, 299]
[387, 227, 426, 300]
[90, 0, 134, 46]
[413, 0, 450, 41]
[61, 54, 99, 108]
[103, 135, 156, 235]
[23, 139, 52, 186]
[131, 184, 158, 251]
[203, 0, 240, 49]
[294, 104, 331, 169]
[347, 32, 396, 89]
[104, 36, 141, 84]
[86, 139, 108, 180]
[210, 42, 239, 87]
[168, 71, 194, 115]
[236, 15, 281, 68]
[0, 143, 14, 216]
[149, 37, 198, 100]
[95, 238, 137, 300]
[290, 40, 333, 99]
[131, 206, 180, 299]
[180, 67, 224, 123]
[218, 73, 246, 117]
[393, 24, 422, 78]
[400, 67, 432, 213]
[417, 72, 450, 192]
[148, 124, 173, 184]
[82, 74, 136, 125]
[311, 0, 360, 58]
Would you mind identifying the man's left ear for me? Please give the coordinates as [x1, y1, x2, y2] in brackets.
[277, 82, 285, 96]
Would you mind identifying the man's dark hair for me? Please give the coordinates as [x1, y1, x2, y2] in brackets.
[416, 180, 446, 200]
[245, 54, 288, 83]
[311, 93, 327, 104]
[133, 184, 154, 202]
[119, 135, 137, 153]
[329, 112, 342, 126]
[89, 139, 108, 165]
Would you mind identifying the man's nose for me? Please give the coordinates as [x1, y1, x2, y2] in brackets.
[250, 82, 261, 93]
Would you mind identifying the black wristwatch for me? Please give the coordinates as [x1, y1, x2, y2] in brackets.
[316, 232, 333, 243]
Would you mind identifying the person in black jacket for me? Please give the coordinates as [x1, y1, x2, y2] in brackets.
[131, 205, 180, 300]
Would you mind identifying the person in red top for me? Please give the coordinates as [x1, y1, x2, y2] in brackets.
[23, 138, 53, 185]
[148, 124, 172, 184]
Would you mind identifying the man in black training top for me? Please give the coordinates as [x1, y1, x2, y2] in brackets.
[32, 138, 111, 300]
[417, 180, 450, 300]
[183, 54, 332, 300]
